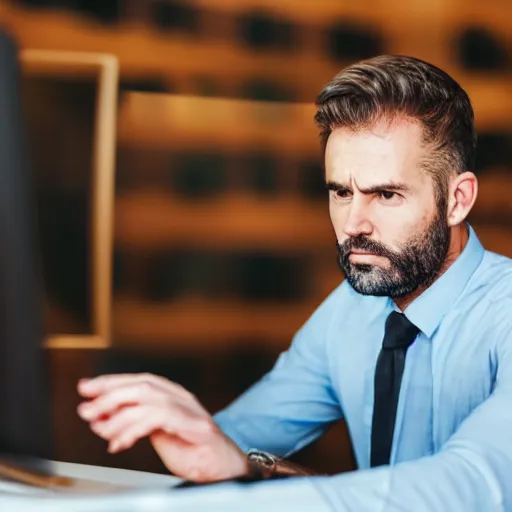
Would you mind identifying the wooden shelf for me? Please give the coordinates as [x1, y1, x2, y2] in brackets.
[45, 335, 107, 350]
[3, 2, 511, 109]
[117, 94, 320, 154]
[111, 222, 512, 350]
[190, 0, 512, 35]
[112, 294, 324, 349]
[0, 4, 346, 94]
[462, 78, 512, 131]
[115, 191, 333, 251]
[117, 87, 512, 154]
[187, 0, 393, 25]
[443, 1, 512, 39]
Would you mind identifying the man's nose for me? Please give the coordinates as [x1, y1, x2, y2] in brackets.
[344, 199, 372, 238]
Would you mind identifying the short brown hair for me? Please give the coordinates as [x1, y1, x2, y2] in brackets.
[314, 55, 477, 205]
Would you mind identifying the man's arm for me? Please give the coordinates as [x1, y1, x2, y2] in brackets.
[213, 284, 344, 458]
[173, 307, 512, 510]
[76, 284, 345, 483]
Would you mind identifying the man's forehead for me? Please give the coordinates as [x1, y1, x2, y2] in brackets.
[326, 147, 405, 187]
[325, 123, 424, 185]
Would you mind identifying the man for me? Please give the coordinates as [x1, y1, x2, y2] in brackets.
[77, 55, 512, 510]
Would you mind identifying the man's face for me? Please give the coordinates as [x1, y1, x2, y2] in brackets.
[325, 120, 451, 298]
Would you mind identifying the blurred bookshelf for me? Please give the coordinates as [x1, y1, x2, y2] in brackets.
[4, 0, 511, 367]
[110, 91, 334, 350]
[1, 0, 511, 474]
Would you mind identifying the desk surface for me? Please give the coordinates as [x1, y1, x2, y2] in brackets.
[50, 460, 181, 487]
[0, 459, 180, 496]
[0, 461, 328, 512]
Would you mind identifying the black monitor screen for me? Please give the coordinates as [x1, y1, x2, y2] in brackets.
[0, 31, 53, 459]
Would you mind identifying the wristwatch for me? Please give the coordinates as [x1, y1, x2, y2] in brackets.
[246, 449, 318, 479]
[246, 449, 277, 479]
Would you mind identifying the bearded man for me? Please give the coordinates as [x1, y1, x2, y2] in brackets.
[78, 55, 512, 511]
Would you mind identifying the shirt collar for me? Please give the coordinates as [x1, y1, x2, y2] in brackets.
[402, 224, 484, 338]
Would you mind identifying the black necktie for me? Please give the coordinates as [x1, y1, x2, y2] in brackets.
[370, 311, 420, 467]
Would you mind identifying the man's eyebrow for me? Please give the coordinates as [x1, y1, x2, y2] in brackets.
[325, 181, 349, 191]
[325, 180, 410, 194]
[357, 182, 410, 194]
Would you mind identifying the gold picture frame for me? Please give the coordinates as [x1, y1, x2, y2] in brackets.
[20, 50, 119, 349]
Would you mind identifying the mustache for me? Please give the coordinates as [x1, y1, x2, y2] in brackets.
[337, 236, 396, 261]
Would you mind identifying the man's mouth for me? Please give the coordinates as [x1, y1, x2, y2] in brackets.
[350, 250, 377, 256]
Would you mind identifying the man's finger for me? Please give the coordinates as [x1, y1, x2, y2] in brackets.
[90, 405, 147, 441]
[77, 382, 167, 422]
[78, 373, 192, 401]
[104, 406, 210, 453]
[89, 403, 204, 442]
[107, 412, 163, 453]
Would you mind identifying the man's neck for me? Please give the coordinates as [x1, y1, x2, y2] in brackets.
[394, 224, 469, 311]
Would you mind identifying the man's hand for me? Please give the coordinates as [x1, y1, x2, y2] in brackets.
[77, 373, 249, 483]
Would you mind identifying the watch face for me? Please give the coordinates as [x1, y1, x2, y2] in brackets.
[247, 450, 276, 467]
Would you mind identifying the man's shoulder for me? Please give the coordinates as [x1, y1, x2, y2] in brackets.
[473, 250, 512, 301]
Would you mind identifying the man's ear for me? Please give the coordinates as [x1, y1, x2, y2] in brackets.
[447, 172, 478, 227]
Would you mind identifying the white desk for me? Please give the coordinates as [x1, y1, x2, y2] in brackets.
[0, 459, 181, 496]
[50, 460, 181, 488]
[0, 460, 328, 511]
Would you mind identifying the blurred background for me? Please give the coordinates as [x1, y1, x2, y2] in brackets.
[0, 0, 510, 476]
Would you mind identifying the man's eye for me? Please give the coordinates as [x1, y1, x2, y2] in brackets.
[378, 191, 395, 200]
[335, 189, 352, 199]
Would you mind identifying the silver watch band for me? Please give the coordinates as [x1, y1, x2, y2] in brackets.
[246, 449, 278, 469]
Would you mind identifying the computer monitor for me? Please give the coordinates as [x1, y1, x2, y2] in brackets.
[0, 30, 53, 459]
[0, 28, 118, 470]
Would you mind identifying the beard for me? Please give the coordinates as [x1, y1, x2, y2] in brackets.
[337, 210, 451, 298]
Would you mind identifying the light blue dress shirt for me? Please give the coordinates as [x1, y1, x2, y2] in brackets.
[212, 224, 512, 511]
